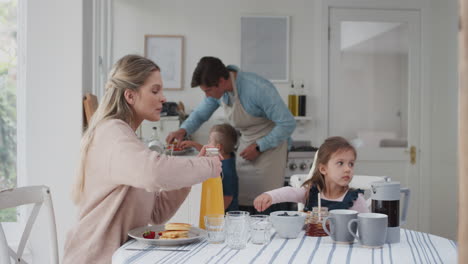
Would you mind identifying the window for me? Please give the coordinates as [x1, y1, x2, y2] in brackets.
[0, 0, 17, 222]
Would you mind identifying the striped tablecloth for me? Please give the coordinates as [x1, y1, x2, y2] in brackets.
[112, 229, 457, 264]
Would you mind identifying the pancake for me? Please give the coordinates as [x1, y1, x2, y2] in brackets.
[165, 223, 191, 231]
[158, 230, 189, 239]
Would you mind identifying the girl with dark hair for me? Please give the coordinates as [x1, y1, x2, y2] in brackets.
[254, 136, 369, 213]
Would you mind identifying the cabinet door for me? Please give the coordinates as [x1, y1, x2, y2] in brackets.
[168, 183, 202, 227]
[139, 117, 180, 143]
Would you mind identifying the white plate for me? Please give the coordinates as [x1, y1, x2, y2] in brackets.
[128, 224, 206, 246]
[164, 147, 193, 156]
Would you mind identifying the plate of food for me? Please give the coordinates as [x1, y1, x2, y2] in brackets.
[128, 223, 206, 246]
[164, 145, 194, 156]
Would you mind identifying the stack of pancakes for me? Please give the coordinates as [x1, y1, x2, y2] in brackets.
[159, 223, 191, 239]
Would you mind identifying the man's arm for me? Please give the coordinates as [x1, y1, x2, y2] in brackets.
[180, 97, 220, 135]
[166, 97, 220, 144]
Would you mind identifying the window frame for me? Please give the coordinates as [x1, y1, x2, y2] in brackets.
[3, 0, 27, 245]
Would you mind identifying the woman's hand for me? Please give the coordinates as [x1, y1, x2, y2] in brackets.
[198, 145, 223, 178]
[198, 145, 224, 160]
[180, 140, 203, 151]
[198, 145, 208, 157]
[253, 193, 272, 212]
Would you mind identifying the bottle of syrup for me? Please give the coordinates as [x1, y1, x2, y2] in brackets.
[199, 148, 225, 229]
[298, 82, 307, 116]
[288, 81, 298, 116]
[305, 207, 329, 237]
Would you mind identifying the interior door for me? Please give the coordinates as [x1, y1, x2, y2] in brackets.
[328, 8, 421, 230]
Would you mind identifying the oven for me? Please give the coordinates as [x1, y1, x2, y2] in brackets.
[277, 142, 318, 211]
[285, 151, 316, 183]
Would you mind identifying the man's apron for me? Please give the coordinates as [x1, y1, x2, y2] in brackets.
[221, 72, 288, 205]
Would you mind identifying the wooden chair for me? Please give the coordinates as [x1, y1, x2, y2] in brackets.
[0, 186, 59, 264]
[83, 93, 98, 128]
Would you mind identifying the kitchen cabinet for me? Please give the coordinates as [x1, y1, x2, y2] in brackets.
[168, 183, 202, 227]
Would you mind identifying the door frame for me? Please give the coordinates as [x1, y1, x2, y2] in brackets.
[91, 0, 113, 100]
[316, 0, 431, 233]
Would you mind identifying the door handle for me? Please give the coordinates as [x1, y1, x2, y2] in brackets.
[409, 146, 416, 165]
[404, 146, 417, 164]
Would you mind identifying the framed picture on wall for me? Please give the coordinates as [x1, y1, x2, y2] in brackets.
[241, 16, 290, 83]
[144, 35, 184, 90]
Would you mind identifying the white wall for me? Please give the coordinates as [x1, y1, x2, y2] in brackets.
[427, 0, 458, 240]
[25, 1, 81, 262]
[83, 0, 93, 94]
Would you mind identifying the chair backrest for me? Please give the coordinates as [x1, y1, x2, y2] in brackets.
[0, 186, 59, 264]
[349, 175, 389, 190]
[83, 93, 98, 128]
[289, 174, 389, 211]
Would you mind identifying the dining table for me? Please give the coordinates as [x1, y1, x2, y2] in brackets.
[112, 228, 457, 264]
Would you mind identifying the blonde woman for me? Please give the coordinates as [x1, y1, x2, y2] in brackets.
[63, 55, 222, 264]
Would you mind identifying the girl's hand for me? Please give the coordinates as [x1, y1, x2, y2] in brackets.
[253, 193, 272, 212]
[180, 140, 203, 151]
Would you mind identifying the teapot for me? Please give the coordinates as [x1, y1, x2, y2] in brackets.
[371, 181, 411, 243]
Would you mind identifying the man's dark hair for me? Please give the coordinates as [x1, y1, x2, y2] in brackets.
[191, 57, 230, 88]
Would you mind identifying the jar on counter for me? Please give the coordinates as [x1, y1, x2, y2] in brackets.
[305, 207, 329, 237]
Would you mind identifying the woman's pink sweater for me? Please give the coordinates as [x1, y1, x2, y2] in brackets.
[62, 119, 221, 264]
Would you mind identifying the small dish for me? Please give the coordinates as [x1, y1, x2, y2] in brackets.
[128, 224, 206, 246]
[270, 211, 307, 239]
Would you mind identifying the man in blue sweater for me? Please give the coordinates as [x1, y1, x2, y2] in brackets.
[167, 57, 295, 211]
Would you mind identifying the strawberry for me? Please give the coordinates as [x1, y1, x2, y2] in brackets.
[142, 230, 156, 239]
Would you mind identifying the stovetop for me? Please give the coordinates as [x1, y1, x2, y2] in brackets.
[290, 145, 318, 152]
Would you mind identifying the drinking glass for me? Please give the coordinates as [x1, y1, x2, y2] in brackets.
[225, 211, 250, 249]
[250, 215, 271, 245]
[204, 214, 225, 244]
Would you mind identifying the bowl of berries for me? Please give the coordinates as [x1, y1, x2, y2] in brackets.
[269, 211, 307, 239]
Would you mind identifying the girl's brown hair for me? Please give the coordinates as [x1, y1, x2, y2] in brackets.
[302, 136, 357, 192]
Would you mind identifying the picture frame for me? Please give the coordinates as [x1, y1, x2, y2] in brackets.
[144, 35, 184, 90]
[241, 16, 290, 83]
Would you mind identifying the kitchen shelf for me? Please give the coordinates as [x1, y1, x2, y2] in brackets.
[294, 116, 312, 121]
